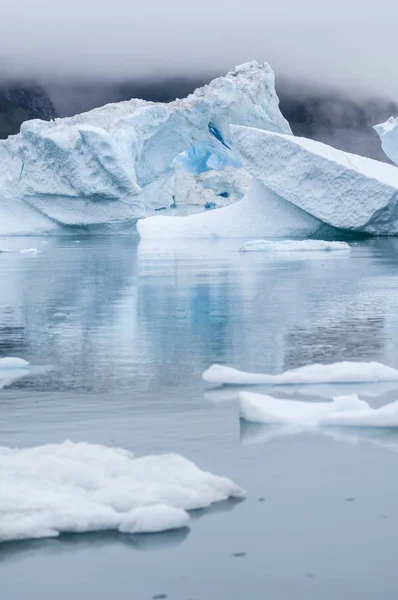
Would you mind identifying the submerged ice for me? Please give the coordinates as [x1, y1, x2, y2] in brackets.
[0, 441, 245, 543]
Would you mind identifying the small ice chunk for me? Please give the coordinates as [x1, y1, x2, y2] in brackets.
[203, 361, 398, 385]
[0, 441, 245, 543]
[0, 357, 29, 369]
[240, 391, 398, 429]
[119, 504, 190, 534]
[239, 240, 350, 252]
[20, 248, 41, 254]
[0, 248, 11, 253]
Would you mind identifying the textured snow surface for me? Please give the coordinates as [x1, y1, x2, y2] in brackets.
[374, 117, 398, 165]
[239, 239, 350, 252]
[137, 180, 321, 239]
[0, 441, 245, 543]
[240, 391, 398, 428]
[203, 361, 398, 385]
[231, 125, 398, 235]
[0, 356, 30, 389]
[0, 62, 290, 234]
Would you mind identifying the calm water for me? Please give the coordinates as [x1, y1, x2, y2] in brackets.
[2, 236, 398, 599]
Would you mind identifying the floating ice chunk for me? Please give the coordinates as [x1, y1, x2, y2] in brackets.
[0, 248, 11, 253]
[203, 361, 398, 386]
[239, 239, 350, 252]
[240, 391, 398, 429]
[374, 117, 398, 165]
[138, 180, 322, 239]
[20, 248, 41, 254]
[0, 441, 245, 543]
[0, 357, 29, 369]
[119, 505, 190, 534]
[239, 392, 369, 426]
[231, 125, 398, 235]
[0, 357, 30, 389]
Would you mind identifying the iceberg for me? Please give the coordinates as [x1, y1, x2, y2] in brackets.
[239, 239, 350, 252]
[374, 117, 398, 165]
[0, 62, 290, 234]
[231, 125, 398, 235]
[203, 361, 398, 385]
[0, 441, 245, 543]
[239, 391, 398, 428]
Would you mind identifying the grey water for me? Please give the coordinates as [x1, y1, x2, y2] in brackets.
[2, 236, 398, 599]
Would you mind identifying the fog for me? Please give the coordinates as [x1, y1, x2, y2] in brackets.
[1, 0, 397, 97]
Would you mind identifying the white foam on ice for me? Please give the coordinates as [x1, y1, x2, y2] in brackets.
[231, 125, 398, 235]
[137, 180, 322, 239]
[203, 361, 398, 385]
[0, 441, 245, 543]
[240, 391, 398, 429]
[374, 117, 398, 165]
[239, 239, 350, 252]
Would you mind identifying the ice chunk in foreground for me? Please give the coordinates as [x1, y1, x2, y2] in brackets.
[137, 180, 322, 239]
[0, 62, 290, 234]
[240, 240, 350, 252]
[231, 125, 398, 235]
[240, 391, 398, 428]
[203, 361, 398, 385]
[374, 117, 398, 165]
[0, 441, 245, 543]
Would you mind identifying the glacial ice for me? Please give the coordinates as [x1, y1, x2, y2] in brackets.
[0, 441, 245, 543]
[0, 62, 290, 234]
[231, 125, 398, 235]
[239, 240, 350, 252]
[203, 361, 398, 385]
[374, 117, 398, 166]
[239, 391, 398, 428]
[137, 179, 322, 239]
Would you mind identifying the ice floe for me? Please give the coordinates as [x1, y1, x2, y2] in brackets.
[239, 240, 351, 252]
[239, 391, 398, 428]
[0, 441, 245, 543]
[203, 361, 398, 386]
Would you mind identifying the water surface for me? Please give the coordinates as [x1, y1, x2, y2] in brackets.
[2, 236, 398, 599]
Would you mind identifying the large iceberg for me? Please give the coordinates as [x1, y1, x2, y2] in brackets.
[374, 117, 398, 165]
[230, 126, 398, 235]
[0, 441, 245, 543]
[0, 62, 290, 234]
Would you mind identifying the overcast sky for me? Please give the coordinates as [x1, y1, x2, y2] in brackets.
[2, 0, 397, 97]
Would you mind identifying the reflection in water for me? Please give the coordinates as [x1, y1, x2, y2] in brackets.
[0, 528, 190, 563]
[240, 418, 398, 453]
[0, 237, 398, 394]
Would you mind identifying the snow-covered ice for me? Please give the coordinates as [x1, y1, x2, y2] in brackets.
[137, 180, 322, 239]
[240, 391, 398, 428]
[0, 441, 245, 543]
[374, 117, 398, 165]
[231, 125, 398, 235]
[239, 240, 350, 252]
[0, 62, 290, 235]
[203, 361, 398, 385]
